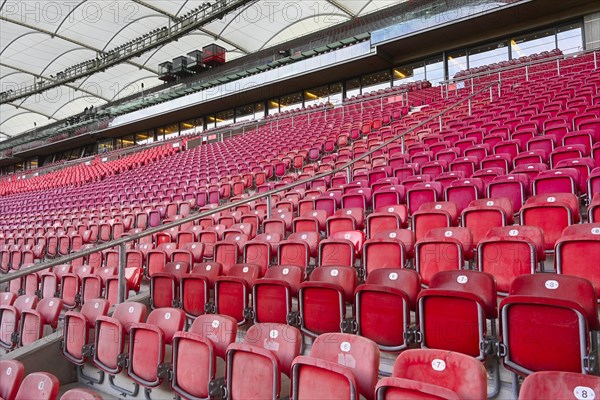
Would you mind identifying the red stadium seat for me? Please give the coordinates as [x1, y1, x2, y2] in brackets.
[93, 301, 147, 388]
[226, 323, 302, 399]
[519, 371, 600, 400]
[487, 173, 530, 214]
[533, 168, 581, 195]
[444, 178, 485, 214]
[556, 223, 600, 300]
[0, 295, 38, 349]
[60, 388, 103, 400]
[500, 274, 599, 387]
[355, 269, 420, 351]
[415, 227, 473, 286]
[521, 193, 580, 251]
[417, 270, 497, 359]
[62, 299, 110, 366]
[412, 201, 459, 242]
[178, 262, 222, 318]
[406, 182, 444, 215]
[127, 308, 186, 389]
[150, 261, 190, 309]
[590, 193, 600, 223]
[477, 225, 545, 295]
[170, 314, 237, 400]
[251, 265, 303, 324]
[378, 349, 487, 399]
[291, 333, 380, 400]
[298, 266, 357, 337]
[366, 205, 408, 238]
[14, 372, 59, 400]
[18, 297, 63, 346]
[214, 264, 261, 325]
[0, 359, 24, 400]
[461, 197, 513, 246]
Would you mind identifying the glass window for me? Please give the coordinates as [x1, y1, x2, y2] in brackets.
[254, 102, 265, 119]
[346, 78, 361, 98]
[158, 123, 179, 140]
[25, 157, 38, 170]
[280, 92, 303, 112]
[447, 49, 468, 78]
[135, 130, 154, 145]
[425, 55, 444, 85]
[180, 119, 201, 136]
[361, 70, 391, 95]
[235, 104, 256, 123]
[117, 135, 135, 149]
[268, 98, 280, 115]
[557, 23, 583, 54]
[329, 82, 343, 106]
[304, 85, 329, 107]
[511, 28, 555, 58]
[98, 139, 113, 153]
[206, 115, 217, 129]
[469, 41, 509, 68]
[393, 61, 425, 86]
[216, 109, 234, 127]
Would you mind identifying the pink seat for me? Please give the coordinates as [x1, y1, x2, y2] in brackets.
[0, 359, 24, 400]
[378, 349, 487, 399]
[291, 333, 380, 400]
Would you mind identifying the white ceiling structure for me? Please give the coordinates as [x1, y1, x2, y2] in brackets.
[0, 0, 401, 140]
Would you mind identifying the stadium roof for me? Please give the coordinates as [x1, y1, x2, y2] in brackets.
[0, 0, 401, 140]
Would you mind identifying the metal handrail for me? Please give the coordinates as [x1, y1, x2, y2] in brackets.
[0, 82, 499, 301]
[440, 48, 599, 86]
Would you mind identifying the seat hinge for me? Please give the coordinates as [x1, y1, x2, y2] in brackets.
[496, 341, 507, 358]
[341, 318, 357, 334]
[116, 353, 129, 368]
[157, 362, 173, 381]
[286, 311, 301, 327]
[243, 307, 255, 322]
[404, 327, 421, 344]
[209, 377, 226, 399]
[82, 343, 94, 358]
[204, 302, 216, 314]
[584, 352, 598, 374]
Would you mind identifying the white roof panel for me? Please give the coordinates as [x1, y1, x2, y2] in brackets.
[0, 0, 403, 140]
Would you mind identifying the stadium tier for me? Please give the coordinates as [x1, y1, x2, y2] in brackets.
[1, 1, 600, 399]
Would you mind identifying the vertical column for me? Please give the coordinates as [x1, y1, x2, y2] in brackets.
[118, 243, 127, 304]
[584, 12, 600, 50]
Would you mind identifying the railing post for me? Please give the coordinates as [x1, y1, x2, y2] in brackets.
[401, 136, 406, 154]
[438, 115, 443, 131]
[594, 51, 598, 69]
[380, 96, 384, 112]
[497, 82, 501, 99]
[525, 65, 529, 81]
[470, 78, 474, 94]
[468, 99, 472, 116]
[557, 59, 561, 77]
[489, 86, 493, 102]
[440, 84, 444, 99]
[266, 194, 272, 219]
[346, 166, 352, 183]
[118, 243, 127, 304]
